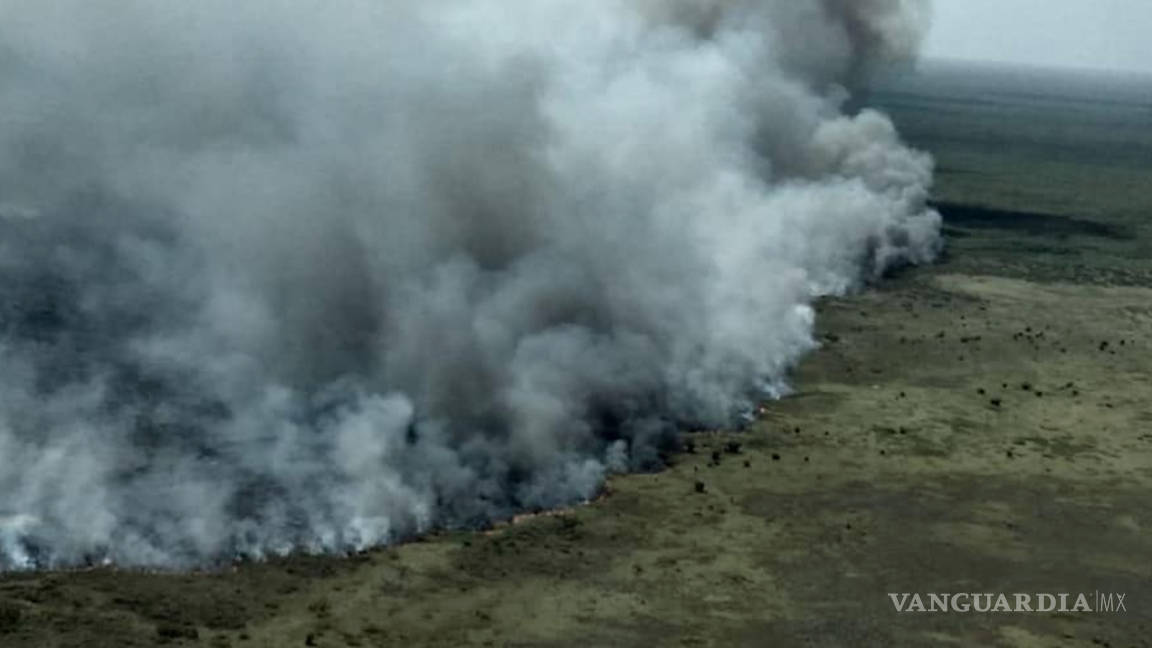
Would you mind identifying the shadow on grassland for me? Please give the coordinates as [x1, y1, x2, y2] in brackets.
[930, 200, 1137, 241]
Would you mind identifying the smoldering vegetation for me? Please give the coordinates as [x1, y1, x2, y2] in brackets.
[0, 0, 939, 569]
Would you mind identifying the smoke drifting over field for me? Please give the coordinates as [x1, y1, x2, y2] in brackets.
[0, 0, 939, 568]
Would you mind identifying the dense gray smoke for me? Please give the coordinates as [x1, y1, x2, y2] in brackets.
[0, 0, 939, 568]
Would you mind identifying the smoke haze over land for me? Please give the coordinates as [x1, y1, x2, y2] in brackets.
[927, 0, 1152, 74]
[0, 0, 939, 569]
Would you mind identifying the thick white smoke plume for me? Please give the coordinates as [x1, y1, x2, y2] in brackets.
[0, 0, 939, 568]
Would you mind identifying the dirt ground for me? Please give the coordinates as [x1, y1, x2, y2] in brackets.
[1, 64, 1150, 648]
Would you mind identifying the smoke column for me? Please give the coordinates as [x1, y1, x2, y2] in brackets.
[0, 0, 939, 568]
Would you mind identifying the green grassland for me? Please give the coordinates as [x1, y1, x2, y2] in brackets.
[869, 61, 1152, 284]
[2, 62, 1151, 647]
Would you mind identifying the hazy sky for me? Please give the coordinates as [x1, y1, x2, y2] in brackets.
[926, 0, 1152, 73]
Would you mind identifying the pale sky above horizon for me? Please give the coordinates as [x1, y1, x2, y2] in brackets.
[925, 0, 1152, 74]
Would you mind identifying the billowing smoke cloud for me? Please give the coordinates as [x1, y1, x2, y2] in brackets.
[0, 0, 939, 569]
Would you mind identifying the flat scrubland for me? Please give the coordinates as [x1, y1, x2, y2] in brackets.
[2, 63, 1150, 647]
